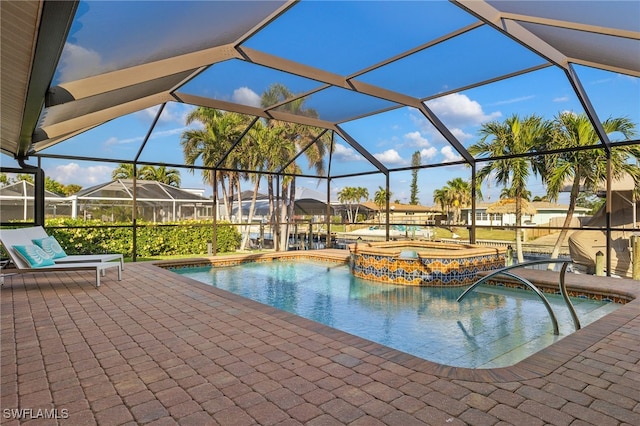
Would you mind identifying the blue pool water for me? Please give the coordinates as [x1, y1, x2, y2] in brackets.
[174, 261, 619, 368]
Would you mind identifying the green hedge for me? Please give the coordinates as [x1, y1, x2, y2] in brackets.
[41, 219, 241, 258]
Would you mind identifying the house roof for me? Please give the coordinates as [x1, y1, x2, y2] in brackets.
[1, 1, 638, 176]
[469, 201, 591, 212]
[360, 201, 441, 213]
[77, 179, 210, 202]
[0, 180, 64, 199]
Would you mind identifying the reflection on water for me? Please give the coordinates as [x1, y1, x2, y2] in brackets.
[176, 261, 618, 368]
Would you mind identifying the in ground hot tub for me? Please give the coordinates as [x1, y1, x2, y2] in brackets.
[348, 241, 506, 286]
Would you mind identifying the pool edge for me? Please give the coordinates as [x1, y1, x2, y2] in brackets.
[153, 249, 639, 382]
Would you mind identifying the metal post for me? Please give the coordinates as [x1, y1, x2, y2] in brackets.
[606, 155, 612, 276]
[212, 172, 218, 256]
[326, 177, 332, 248]
[385, 173, 390, 241]
[132, 165, 137, 262]
[35, 158, 45, 227]
[470, 163, 476, 244]
[632, 235, 640, 280]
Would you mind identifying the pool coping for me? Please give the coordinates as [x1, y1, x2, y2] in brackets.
[154, 249, 640, 382]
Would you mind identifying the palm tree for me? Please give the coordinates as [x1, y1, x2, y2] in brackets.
[239, 121, 288, 250]
[181, 107, 251, 222]
[543, 112, 638, 264]
[112, 163, 137, 180]
[374, 186, 391, 223]
[445, 177, 472, 224]
[337, 187, 356, 223]
[353, 187, 369, 223]
[337, 186, 369, 223]
[260, 83, 331, 249]
[433, 187, 450, 220]
[469, 114, 550, 262]
[139, 165, 181, 187]
[432, 178, 472, 224]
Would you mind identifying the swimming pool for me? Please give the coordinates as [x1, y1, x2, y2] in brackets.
[173, 260, 619, 368]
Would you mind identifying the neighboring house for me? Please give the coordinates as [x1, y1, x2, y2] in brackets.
[356, 201, 443, 224]
[0, 179, 215, 223]
[72, 179, 214, 222]
[0, 180, 72, 221]
[462, 201, 591, 227]
[223, 187, 335, 222]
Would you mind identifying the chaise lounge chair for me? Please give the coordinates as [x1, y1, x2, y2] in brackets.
[0, 228, 123, 287]
[21, 226, 124, 271]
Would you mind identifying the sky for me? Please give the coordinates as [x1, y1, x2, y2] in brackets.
[2, 0, 639, 206]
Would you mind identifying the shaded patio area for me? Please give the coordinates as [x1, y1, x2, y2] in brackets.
[1, 259, 639, 425]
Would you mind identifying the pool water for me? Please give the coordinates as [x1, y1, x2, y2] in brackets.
[174, 261, 619, 368]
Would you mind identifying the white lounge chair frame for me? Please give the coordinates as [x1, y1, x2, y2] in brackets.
[22, 226, 124, 271]
[1, 228, 122, 287]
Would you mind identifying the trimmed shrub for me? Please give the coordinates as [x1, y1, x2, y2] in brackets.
[42, 219, 241, 257]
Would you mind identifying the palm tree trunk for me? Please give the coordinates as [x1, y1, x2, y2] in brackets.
[287, 179, 296, 246]
[240, 178, 260, 250]
[279, 182, 290, 250]
[220, 176, 230, 221]
[547, 178, 580, 269]
[515, 196, 524, 263]
[236, 178, 243, 224]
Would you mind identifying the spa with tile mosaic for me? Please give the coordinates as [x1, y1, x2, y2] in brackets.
[348, 241, 506, 286]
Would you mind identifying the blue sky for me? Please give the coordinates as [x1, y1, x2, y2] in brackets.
[2, 1, 639, 206]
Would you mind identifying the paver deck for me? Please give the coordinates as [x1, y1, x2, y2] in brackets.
[1, 254, 639, 425]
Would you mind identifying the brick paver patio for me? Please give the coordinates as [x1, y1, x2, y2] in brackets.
[1, 257, 639, 425]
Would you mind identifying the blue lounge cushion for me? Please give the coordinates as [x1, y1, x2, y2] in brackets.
[32, 236, 68, 259]
[12, 245, 56, 268]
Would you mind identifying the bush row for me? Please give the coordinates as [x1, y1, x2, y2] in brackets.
[42, 219, 242, 258]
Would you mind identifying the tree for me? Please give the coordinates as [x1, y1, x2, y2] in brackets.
[139, 165, 181, 187]
[5, 173, 82, 196]
[576, 191, 605, 214]
[433, 188, 450, 219]
[337, 187, 356, 223]
[260, 83, 331, 249]
[62, 184, 82, 196]
[374, 186, 391, 223]
[338, 186, 369, 223]
[543, 112, 638, 264]
[410, 151, 421, 205]
[181, 107, 251, 223]
[433, 178, 472, 225]
[446, 177, 471, 224]
[112, 163, 137, 180]
[469, 114, 550, 262]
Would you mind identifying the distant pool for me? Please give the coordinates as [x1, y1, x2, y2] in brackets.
[173, 260, 619, 368]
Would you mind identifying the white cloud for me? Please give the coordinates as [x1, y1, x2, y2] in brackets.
[404, 131, 430, 148]
[136, 103, 195, 126]
[333, 143, 363, 162]
[426, 93, 501, 128]
[232, 87, 261, 107]
[420, 147, 438, 159]
[425, 126, 473, 146]
[374, 149, 406, 165]
[57, 43, 104, 83]
[47, 163, 113, 187]
[487, 95, 535, 106]
[553, 96, 570, 102]
[440, 146, 463, 162]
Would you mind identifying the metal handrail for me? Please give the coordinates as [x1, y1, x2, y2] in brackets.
[457, 259, 578, 336]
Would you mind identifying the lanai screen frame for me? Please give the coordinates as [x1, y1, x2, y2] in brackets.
[2, 1, 639, 275]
